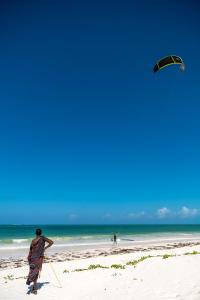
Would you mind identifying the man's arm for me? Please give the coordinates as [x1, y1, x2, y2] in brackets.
[44, 237, 54, 251]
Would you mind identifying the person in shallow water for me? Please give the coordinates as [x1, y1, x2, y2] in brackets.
[26, 228, 54, 294]
[113, 233, 117, 245]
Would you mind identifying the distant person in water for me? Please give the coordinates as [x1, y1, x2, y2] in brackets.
[26, 228, 53, 294]
[113, 233, 117, 246]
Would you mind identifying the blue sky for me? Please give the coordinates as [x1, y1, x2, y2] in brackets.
[0, 0, 200, 224]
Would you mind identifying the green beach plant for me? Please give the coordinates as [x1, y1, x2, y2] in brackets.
[15, 276, 27, 280]
[111, 264, 125, 269]
[184, 250, 200, 255]
[126, 260, 138, 267]
[3, 275, 14, 281]
[138, 256, 152, 262]
[73, 268, 88, 272]
[162, 254, 174, 259]
[126, 255, 153, 267]
[88, 264, 109, 270]
[63, 269, 69, 273]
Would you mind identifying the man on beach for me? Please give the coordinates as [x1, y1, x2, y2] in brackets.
[26, 228, 54, 294]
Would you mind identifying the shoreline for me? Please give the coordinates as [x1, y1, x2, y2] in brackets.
[1, 233, 200, 258]
[1, 239, 200, 270]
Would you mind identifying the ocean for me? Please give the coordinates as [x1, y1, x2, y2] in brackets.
[1, 224, 200, 258]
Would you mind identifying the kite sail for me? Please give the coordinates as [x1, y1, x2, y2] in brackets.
[153, 55, 185, 72]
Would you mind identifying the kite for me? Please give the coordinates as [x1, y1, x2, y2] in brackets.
[153, 55, 185, 72]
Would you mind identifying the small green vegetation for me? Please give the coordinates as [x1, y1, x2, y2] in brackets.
[126, 256, 152, 267]
[162, 254, 174, 259]
[111, 264, 125, 269]
[138, 256, 152, 262]
[63, 269, 69, 273]
[15, 276, 27, 280]
[73, 268, 88, 272]
[184, 250, 199, 255]
[72, 264, 109, 272]
[88, 264, 109, 270]
[3, 275, 14, 281]
[126, 260, 138, 267]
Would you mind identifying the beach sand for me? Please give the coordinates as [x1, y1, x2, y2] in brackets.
[1, 242, 200, 300]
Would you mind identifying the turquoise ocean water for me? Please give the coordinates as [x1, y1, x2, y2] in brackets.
[1, 224, 200, 244]
[1, 225, 200, 259]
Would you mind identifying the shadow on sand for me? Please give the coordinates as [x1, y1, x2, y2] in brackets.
[27, 281, 50, 294]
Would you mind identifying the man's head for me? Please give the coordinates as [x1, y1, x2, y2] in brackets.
[35, 228, 42, 236]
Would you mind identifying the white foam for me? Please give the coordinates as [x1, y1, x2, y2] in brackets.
[12, 239, 29, 244]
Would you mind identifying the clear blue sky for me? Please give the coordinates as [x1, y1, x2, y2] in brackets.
[0, 0, 200, 224]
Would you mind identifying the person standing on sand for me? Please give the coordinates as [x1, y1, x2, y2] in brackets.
[26, 228, 54, 294]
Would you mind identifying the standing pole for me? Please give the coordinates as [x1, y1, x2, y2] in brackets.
[49, 261, 62, 288]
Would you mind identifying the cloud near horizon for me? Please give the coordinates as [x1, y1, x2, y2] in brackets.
[178, 206, 200, 218]
[127, 206, 200, 221]
[65, 206, 200, 223]
[156, 207, 171, 219]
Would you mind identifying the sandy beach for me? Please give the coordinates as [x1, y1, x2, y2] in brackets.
[0, 0, 199, 298]
[1, 241, 200, 300]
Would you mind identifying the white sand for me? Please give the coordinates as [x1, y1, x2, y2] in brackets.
[1, 245, 200, 300]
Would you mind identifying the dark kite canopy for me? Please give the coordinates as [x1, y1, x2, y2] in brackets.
[153, 55, 184, 72]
